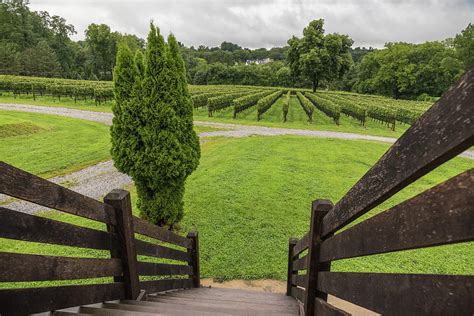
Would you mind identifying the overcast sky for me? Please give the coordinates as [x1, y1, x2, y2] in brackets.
[29, 0, 473, 49]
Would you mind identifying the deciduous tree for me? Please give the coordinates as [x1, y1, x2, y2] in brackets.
[287, 19, 353, 92]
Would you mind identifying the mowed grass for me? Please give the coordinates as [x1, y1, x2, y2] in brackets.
[177, 136, 473, 280]
[1, 92, 411, 138]
[0, 110, 111, 177]
[0, 113, 472, 288]
[0, 91, 113, 113]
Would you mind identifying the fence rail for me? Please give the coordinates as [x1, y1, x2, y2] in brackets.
[0, 162, 199, 315]
[287, 67, 474, 315]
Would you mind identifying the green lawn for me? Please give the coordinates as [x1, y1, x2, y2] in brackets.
[176, 136, 473, 280]
[0, 111, 472, 288]
[0, 110, 111, 177]
[0, 92, 410, 138]
[0, 92, 113, 113]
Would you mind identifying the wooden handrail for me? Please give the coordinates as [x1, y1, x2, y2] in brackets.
[287, 67, 474, 315]
[0, 161, 200, 314]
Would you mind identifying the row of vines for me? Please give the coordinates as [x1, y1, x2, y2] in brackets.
[0, 75, 432, 129]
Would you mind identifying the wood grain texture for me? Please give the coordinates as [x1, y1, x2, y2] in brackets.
[137, 261, 193, 276]
[135, 239, 191, 262]
[0, 161, 116, 225]
[0, 283, 125, 315]
[304, 200, 333, 316]
[292, 255, 308, 271]
[0, 207, 114, 250]
[187, 231, 200, 287]
[133, 216, 192, 248]
[315, 298, 351, 316]
[104, 189, 140, 300]
[139, 278, 193, 294]
[320, 169, 474, 262]
[317, 272, 474, 315]
[292, 232, 309, 258]
[0, 252, 122, 282]
[291, 286, 305, 304]
[321, 68, 474, 237]
[291, 274, 307, 288]
[287, 238, 298, 296]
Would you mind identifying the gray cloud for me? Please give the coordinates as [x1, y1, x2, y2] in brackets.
[29, 0, 473, 48]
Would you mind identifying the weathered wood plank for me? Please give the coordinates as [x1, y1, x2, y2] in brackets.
[79, 306, 151, 316]
[287, 238, 297, 295]
[120, 300, 297, 316]
[0, 207, 114, 250]
[187, 231, 200, 287]
[135, 239, 191, 262]
[292, 255, 308, 271]
[133, 216, 192, 248]
[104, 189, 140, 300]
[139, 278, 193, 294]
[0, 283, 125, 315]
[137, 261, 193, 276]
[315, 297, 351, 316]
[291, 274, 307, 288]
[147, 296, 300, 314]
[291, 286, 305, 304]
[0, 161, 116, 225]
[317, 272, 474, 315]
[320, 170, 474, 262]
[305, 200, 333, 315]
[321, 68, 474, 237]
[292, 232, 309, 258]
[0, 252, 122, 282]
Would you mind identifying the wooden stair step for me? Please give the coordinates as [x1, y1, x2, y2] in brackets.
[120, 300, 297, 316]
[153, 294, 297, 307]
[146, 296, 298, 314]
[79, 306, 158, 316]
[103, 302, 231, 316]
[174, 288, 286, 299]
[157, 289, 295, 303]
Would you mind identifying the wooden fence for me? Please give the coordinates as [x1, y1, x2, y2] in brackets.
[287, 68, 474, 315]
[0, 163, 200, 315]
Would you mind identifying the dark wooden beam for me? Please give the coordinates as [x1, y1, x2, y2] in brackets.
[104, 189, 140, 300]
[0, 252, 122, 282]
[0, 161, 116, 225]
[0, 207, 114, 250]
[317, 272, 474, 315]
[321, 68, 474, 238]
[320, 169, 474, 262]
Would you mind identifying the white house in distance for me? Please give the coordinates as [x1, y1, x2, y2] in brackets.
[245, 58, 272, 65]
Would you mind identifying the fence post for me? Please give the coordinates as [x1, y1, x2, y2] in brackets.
[187, 231, 200, 288]
[286, 238, 297, 296]
[304, 199, 334, 316]
[104, 189, 140, 300]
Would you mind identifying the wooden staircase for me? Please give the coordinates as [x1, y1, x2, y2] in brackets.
[55, 288, 300, 315]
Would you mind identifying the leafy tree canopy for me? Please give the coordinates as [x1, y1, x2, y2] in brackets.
[287, 19, 353, 91]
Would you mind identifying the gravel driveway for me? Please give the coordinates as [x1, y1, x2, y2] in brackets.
[0, 103, 472, 214]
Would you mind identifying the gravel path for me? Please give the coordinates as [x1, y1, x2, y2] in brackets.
[0, 161, 132, 214]
[0, 103, 472, 214]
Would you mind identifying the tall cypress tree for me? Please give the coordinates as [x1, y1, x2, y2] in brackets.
[111, 43, 137, 174]
[111, 23, 200, 226]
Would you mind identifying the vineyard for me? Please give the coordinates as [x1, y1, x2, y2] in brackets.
[0, 75, 432, 131]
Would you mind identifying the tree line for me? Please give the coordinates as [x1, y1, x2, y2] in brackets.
[1, 0, 472, 100]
